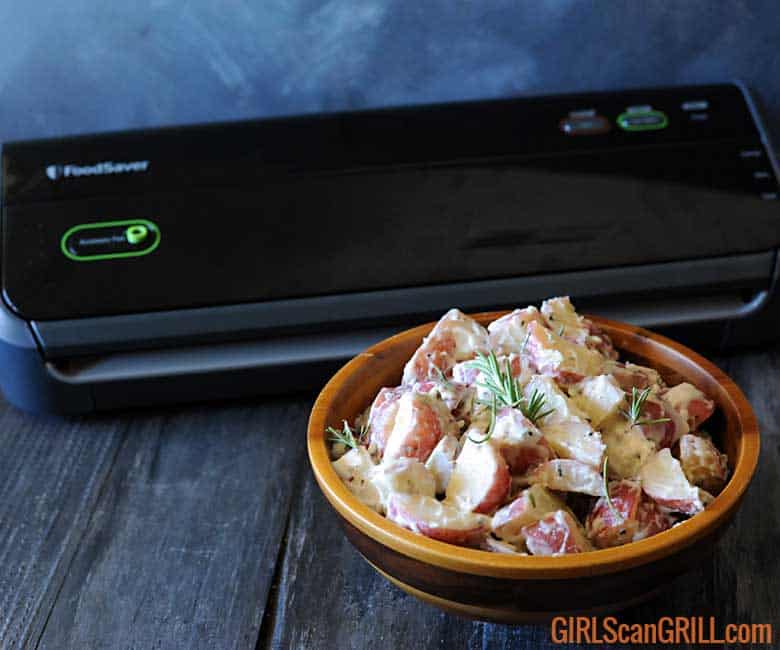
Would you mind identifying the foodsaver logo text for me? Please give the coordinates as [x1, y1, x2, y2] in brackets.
[45, 160, 150, 181]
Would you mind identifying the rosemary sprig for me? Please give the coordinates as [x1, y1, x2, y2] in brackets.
[327, 420, 363, 450]
[521, 389, 555, 425]
[620, 387, 671, 427]
[466, 352, 523, 409]
[602, 456, 623, 522]
[465, 352, 555, 444]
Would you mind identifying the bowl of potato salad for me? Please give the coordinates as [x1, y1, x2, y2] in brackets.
[307, 298, 759, 623]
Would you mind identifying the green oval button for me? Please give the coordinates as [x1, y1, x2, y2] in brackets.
[126, 224, 149, 244]
[61, 219, 160, 261]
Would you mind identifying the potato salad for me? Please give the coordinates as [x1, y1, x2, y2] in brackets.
[329, 298, 727, 556]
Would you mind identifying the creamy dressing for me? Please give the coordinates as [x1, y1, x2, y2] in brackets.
[639, 449, 704, 515]
[524, 375, 586, 421]
[330, 297, 725, 555]
[540, 417, 605, 469]
[424, 435, 459, 494]
[569, 374, 625, 427]
[602, 423, 656, 479]
[487, 306, 543, 355]
[540, 296, 590, 344]
[371, 457, 436, 510]
[492, 485, 567, 544]
[332, 447, 382, 512]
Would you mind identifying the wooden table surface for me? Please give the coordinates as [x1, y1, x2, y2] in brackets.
[1, 344, 778, 649]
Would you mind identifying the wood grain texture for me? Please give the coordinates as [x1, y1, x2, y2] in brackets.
[0, 408, 124, 649]
[272, 343, 779, 648]
[264, 463, 778, 650]
[0, 346, 775, 649]
[34, 399, 309, 650]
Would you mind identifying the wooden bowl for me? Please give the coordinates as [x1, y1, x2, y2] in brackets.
[307, 313, 760, 623]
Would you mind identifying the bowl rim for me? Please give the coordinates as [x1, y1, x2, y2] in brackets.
[307, 312, 760, 579]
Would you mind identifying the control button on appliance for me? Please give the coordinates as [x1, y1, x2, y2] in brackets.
[760, 192, 778, 200]
[689, 112, 709, 122]
[682, 100, 709, 111]
[616, 109, 668, 131]
[125, 224, 149, 244]
[61, 219, 160, 262]
[559, 113, 611, 135]
[739, 149, 763, 158]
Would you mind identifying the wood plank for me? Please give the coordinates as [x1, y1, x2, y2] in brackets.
[0, 406, 124, 650]
[264, 347, 780, 648]
[2, 345, 774, 648]
[259, 469, 562, 649]
[36, 398, 310, 650]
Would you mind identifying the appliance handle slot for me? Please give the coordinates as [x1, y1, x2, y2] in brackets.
[45, 288, 768, 386]
[33, 251, 776, 359]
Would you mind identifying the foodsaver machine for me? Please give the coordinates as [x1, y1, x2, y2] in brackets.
[1, 83, 778, 413]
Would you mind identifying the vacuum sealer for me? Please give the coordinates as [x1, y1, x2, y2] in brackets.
[2, 82, 779, 413]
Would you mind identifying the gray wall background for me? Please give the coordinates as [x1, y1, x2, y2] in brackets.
[1, 1, 778, 146]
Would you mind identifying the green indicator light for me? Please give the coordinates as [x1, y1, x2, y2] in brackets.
[126, 224, 148, 244]
[616, 110, 669, 132]
[60, 219, 160, 262]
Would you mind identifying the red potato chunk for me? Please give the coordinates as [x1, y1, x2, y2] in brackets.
[413, 378, 470, 412]
[569, 374, 625, 428]
[332, 447, 382, 512]
[601, 422, 656, 479]
[660, 394, 690, 445]
[540, 296, 591, 346]
[538, 296, 618, 360]
[606, 361, 665, 393]
[487, 306, 547, 355]
[585, 480, 643, 548]
[540, 417, 605, 469]
[383, 392, 457, 463]
[522, 510, 593, 556]
[635, 395, 679, 449]
[452, 385, 480, 424]
[490, 408, 554, 475]
[452, 353, 531, 403]
[582, 319, 619, 360]
[445, 439, 511, 514]
[387, 494, 491, 547]
[371, 457, 436, 511]
[639, 448, 706, 515]
[366, 386, 407, 455]
[678, 434, 729, 494]
[664, 383, 716, 431]
[402, 309, 489, 384]
[523, 375, 586, 421]
[632, 498, 675, 541]
[491, 485, 568, 544]
[524, 321, 604, 385]
[424, 434, 460, 494]
[525, 459, 604, 496]
[451, 360, 481, 386]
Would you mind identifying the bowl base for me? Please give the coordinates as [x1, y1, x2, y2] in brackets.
[367, 558, 667, 624]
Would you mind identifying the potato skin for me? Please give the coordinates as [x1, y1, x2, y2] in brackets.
[585, 480, 642, 549]
[387, 494, 490, 547]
